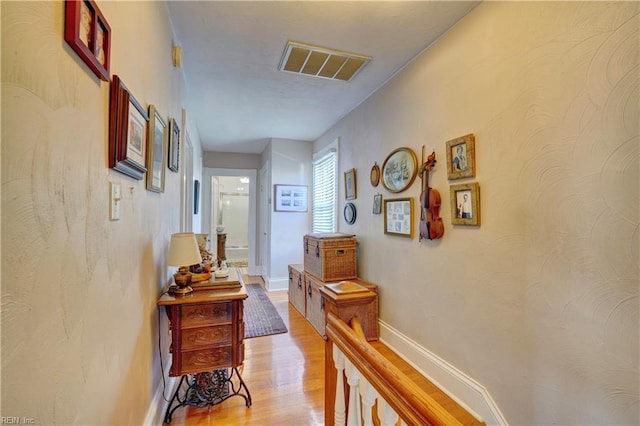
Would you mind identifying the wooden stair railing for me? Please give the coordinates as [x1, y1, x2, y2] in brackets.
[325, 312, 464, 426]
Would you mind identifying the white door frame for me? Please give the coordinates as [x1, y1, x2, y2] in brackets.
[202, 167, 257, 275]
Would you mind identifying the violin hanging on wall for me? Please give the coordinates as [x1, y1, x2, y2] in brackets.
[419, 147, 444, 241]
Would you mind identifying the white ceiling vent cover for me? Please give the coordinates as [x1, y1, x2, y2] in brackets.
[279, 41, 372, 82]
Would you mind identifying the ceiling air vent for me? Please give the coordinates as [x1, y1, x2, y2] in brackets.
[279, 41, 371, 82]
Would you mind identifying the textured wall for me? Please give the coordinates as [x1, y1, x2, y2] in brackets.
[1, 2, 197, 424]
[315, 2, 638, 424]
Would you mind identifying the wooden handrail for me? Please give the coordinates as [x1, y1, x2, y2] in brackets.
[325, 312, 463, 426]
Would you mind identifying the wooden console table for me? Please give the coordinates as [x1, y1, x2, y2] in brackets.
[157, 276, 250, 423]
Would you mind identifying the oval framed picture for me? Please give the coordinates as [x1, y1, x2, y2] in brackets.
[381, 147, 418, 193]
[370, 162, 380, 187]
[344, 202, 357, 225]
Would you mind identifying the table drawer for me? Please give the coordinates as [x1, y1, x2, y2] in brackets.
[181, 346, 233, 374]
[181, 302, 232, 327]
[181, 325, 233, 350]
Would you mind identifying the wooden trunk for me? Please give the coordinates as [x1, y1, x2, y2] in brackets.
[287, 264, 306, 316]
[305, 273, 327, 336]
[303, 233, 357, 281]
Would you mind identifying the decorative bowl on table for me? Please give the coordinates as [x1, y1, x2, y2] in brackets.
[214, 268, 229, 278]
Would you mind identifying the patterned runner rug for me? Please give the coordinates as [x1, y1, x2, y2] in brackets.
[242, 283, 288, 339]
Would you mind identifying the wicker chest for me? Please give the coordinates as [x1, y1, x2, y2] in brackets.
[303, 233, 357, 281]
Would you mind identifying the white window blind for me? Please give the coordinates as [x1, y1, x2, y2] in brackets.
[312, 150, 337, 233]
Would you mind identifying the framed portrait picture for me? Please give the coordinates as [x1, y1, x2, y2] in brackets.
[274, 184, 308, 212]
[381, 147, 418, 193]
[445, 133, 476, 180]
[108, 75, 148, 180]
[372, 194, 382, 214]
[64, 0, 111, 81]
[168, 118, 180, 172]
[450, 182, 481, 226]
[384, 198, 414, 238]
[345, 168, 357, 200]
[146, 105, 167, 193]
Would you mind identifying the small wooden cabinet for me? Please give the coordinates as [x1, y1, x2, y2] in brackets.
[157, 285, 247, 377]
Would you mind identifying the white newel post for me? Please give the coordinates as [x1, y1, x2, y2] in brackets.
[345, 359, 362, 426]
[333, 346, 346, 426]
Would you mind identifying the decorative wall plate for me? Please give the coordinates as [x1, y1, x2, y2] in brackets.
[370, 162, 380, 187]
[344, 202, 357, 225]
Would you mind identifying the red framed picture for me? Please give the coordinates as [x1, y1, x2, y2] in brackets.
[64, 0, 111, 81]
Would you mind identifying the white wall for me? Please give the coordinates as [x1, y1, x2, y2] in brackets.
[315, 2, 639, 424]
[1, 2, 201, 424]
[266, 138, 313, 290]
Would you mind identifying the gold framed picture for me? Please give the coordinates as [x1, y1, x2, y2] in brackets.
[450, 182, 480, 226]
[344, 168, 357, 200]
[381, 147, 418, 193]
[445, 133, 476, 180]
[384, 198, 414, 238]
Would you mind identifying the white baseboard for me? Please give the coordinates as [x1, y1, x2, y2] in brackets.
[265, 277, 288, 291]
[379, 320, 508, 426]
[144, 373, 178, 426]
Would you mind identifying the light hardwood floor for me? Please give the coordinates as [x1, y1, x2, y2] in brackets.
[164, 289, 326, 426]
[164, 285, 481, 426]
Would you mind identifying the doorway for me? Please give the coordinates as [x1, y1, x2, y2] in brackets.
[202, 168, 257, 274]
[217, 176, 249, 263]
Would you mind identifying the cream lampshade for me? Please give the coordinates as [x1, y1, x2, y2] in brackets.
[167, 232, 203, 295]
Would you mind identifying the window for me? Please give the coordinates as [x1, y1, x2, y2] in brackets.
[312, 145, 337, 233]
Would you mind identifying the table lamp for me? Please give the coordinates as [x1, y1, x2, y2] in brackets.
[167, 232, 203, 295]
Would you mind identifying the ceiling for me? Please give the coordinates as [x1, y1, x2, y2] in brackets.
[167, 1, 480, 154]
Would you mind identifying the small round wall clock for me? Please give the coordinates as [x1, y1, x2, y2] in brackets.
[344, 202, 357, 225]
[370, 162, 380, 187]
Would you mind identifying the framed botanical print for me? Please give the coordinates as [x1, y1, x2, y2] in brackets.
[146, 105, 167, 192]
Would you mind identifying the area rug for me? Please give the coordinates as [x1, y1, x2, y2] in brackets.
[226, 259, 248, 268]
[243, 283, 288, 339]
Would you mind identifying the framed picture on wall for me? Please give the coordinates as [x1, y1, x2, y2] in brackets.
[64, 0, 111, 81]
[446, 133, 476, 180]
[108, 75, 148, 180]
[168, 118, 180, 172]
[450, 182, 480, 226]
[384, 197, 414, 238]
[274, 184, 308, 212]
[344, 168, 357, 200]
[381, 147, 418, 193]
[146, 105, 167, 193]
